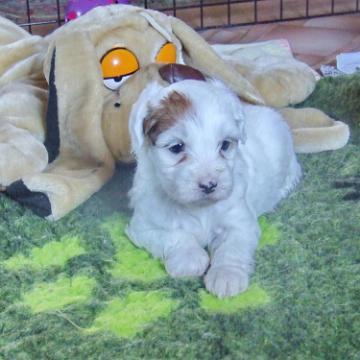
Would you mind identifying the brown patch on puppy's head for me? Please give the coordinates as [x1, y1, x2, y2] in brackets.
[144, 91, 192, 145]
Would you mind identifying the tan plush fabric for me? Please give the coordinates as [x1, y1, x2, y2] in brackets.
[0, 20, 49, 187]
[212, 42, 316, 107]
[279, 107, 350, 153]
[0, 17, 47, 86]
[169, 16, 264, 104]
[0, 4, 350, 220]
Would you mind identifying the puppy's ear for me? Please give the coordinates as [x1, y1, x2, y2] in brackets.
[238, 117, 247, 145]
[129, 81, 164, 154]
[233, 102, 247, 145]
[232, 98, 247, 144]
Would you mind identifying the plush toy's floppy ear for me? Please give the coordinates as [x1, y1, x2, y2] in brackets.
[6, 31, 115, 220]
[44, 31, 112, 164]
[169, 16, 264, 105]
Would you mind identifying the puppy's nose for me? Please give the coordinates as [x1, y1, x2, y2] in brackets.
[199, 181, 217, 194]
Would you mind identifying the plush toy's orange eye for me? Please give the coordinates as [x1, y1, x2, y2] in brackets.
[100, 48, 139, 79]
[155, 43, 177, 64]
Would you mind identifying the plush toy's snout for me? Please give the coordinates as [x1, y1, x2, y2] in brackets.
[159, 63, 206, 83]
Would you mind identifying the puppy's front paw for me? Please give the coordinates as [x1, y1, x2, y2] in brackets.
[204, 266, 249, 298]
[165, 246, 209, 278]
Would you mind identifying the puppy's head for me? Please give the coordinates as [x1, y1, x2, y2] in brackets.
[129, 79, 246, 206]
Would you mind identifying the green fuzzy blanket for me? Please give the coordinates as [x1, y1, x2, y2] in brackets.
[0, 74, 359, 359]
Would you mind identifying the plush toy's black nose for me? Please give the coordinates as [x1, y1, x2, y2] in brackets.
[159, 63, 206, 84]
[199, 181, 217, 194]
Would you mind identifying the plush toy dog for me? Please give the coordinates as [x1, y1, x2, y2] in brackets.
[0, 4, 350, 220]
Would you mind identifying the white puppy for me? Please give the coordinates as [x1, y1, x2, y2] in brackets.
[126, 78, 301, 298]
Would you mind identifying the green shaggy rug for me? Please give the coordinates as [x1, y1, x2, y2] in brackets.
[0, 74, 359, 359]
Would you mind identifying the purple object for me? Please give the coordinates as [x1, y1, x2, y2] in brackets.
[65, 0, 131, 22]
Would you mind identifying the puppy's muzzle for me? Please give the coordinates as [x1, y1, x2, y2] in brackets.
[199, 181, 217, 194]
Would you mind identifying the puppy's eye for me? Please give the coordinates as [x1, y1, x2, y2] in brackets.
[168, 143, 184, 154]
[220, 140, 231, 152]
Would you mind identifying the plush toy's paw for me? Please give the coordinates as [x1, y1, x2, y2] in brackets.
[204, 266, 249, 298]
[279, 107, 350, 153]
[165, 246, 210, 277]
[5, 180, 51, 217]
[248, 58, 316, 107]
[0, 124, 48, 186]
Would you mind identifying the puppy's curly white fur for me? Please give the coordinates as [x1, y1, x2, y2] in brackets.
[126, 78, 301, 298]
